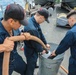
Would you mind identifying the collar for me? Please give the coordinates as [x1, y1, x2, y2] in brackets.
[0, 18, 14, 36]
[31, 16, 40, 27]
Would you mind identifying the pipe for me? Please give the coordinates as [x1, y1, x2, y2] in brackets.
[2, 34, 47, 75]
[60, 65, 68, 74]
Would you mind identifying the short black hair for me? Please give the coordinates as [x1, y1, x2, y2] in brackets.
[67, 10, 76, 19]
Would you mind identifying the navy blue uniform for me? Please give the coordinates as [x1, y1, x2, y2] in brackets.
[24, 16, 47, 75]
[0, 21, 26, 75]
[55, 24, 76, 75]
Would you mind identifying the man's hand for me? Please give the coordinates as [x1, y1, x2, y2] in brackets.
[21, 32, 31, 40]
[46, 44, 50, 50]
[3, 37, 14, 52]
[47, 50, 56, 59]
[51, 50, 56, 56]
[41, 50, 47, 55]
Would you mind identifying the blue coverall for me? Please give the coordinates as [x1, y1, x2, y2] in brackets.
[0, 20, 26, 75]
[55, 23, 76, 75]
[24, 16, 47, 75]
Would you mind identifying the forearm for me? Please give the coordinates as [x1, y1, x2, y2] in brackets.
[55, 40, 69, 55]
[55, 31, 73, 55]
[41, 34, 47, 44]
[0, 35, 26, 53]
[8, 34, 26, 41]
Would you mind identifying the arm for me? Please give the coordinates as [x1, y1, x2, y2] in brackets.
[51, 31, 74, 56]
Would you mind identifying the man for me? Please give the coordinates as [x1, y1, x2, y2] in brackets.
[24, 8, 51, 75]
[0, 38, 14, 52]
[0, 3, 31, 75]
[51, 10, 76, 75]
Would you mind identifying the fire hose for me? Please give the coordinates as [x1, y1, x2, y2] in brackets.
[2, 34, 68, 75]
[2, 34, 48, 75]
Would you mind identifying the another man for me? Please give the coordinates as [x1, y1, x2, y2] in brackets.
[24, 8, 51, 75]
[51, 10, 76, 75]
[0, 3, 30, 75]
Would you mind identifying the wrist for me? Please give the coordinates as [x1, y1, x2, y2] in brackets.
[55, 51, 57, 56]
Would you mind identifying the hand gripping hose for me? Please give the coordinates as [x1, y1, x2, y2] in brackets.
[2, 34, 48, 75]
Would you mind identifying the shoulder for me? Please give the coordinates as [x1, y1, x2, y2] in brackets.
[24, 22, 36, 32]
[66, 30, 73, 35]
[65, 30, 75, 39]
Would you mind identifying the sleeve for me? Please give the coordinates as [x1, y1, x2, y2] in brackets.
[55, 31, 74, 55]
[38, 27, 47, 44]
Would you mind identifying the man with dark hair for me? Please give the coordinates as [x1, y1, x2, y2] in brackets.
[51, 10, 76, 75]
[24, 8, 51, 75]
[0, 3, 30, 75]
